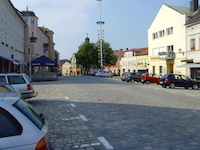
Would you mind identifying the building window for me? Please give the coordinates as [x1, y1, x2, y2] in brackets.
[31, 19, 35, 24]
[0, 32, 4, 43]
[24, 19, 28, 24]
[167, 27, 173, 35]
[159, 30, 165, 38]
[159, 66, 162, 75]
[191, 39, 195, 50]
[152, 66, 155, 74]
[153, 32, 158, 39]
[167, 45, 173, 52]
[152, 48, 159, 56]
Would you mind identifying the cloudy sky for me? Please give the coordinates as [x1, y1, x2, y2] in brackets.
[11, 0, 193, 59]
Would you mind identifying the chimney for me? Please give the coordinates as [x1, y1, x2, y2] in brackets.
[190, 0, 198, 12]
[126, 48, 128, 51]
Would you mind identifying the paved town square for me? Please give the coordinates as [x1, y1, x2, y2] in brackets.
[30, 76, 200, 150]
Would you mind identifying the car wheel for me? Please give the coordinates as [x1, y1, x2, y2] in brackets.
[192, 84, 199, 90]
[185, 86, 188, 89]
[162, 84, 166, 88]
[146, 80, 150, 84]
[169, 83, 175, 89]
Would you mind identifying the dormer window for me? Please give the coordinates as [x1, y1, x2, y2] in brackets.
[31, 19, 35, 24]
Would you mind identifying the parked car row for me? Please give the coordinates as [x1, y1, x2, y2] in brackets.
[121, 72, 200, 90]
[0, 73, 51, 149]
[121, 72, 160, 84]
[0, 73, 37, 99]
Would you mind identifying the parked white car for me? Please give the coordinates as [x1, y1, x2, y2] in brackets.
[95, 70, 112, 77]
[0, 92, 50, 150]
[0, 73, 36, 99]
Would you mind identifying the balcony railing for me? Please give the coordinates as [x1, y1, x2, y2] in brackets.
[43, 43, 49, 48]
[30, 37, 37, 42]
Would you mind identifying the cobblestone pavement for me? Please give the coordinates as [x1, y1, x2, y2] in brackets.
[29, 76, 200, 150]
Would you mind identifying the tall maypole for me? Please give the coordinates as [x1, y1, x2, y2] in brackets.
[96, 0, 105, 70]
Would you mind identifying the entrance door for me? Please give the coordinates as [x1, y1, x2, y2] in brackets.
[167, 64, 173, 74]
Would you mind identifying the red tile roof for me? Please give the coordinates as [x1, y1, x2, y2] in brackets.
[124, 47, 148, 56]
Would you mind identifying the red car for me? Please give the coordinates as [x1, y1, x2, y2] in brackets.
[141, 73, 160, 84]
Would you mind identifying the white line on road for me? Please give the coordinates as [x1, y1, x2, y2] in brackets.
[65, 97, 69, 99]
[70, 103, 76, 107]
[98, 136, 114, 150]
[79, 115, 88, 121]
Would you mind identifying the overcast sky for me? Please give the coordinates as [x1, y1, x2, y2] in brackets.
[11, 0, 194, 59]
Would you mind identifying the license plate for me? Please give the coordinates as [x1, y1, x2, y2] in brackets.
[160, 81, 163, 84]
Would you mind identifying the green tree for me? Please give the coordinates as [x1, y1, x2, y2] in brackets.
[76, 42, 99, 72]
[76, 40, 117, 72]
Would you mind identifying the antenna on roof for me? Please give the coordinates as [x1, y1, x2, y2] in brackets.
[26, 5, 28, 11]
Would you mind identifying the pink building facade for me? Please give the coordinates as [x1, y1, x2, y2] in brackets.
[17, 9, 49, 64]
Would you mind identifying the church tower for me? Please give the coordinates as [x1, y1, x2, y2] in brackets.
[85, 34, 90, 43]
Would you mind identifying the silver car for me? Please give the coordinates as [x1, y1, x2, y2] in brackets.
[95, 70, 112, 77]
[0, 92, 50, 150]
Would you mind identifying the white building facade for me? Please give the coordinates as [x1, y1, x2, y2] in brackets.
[148, 3, 197, 75]
[0, 0, 26, 73]
[183, 6, 200, 80]
[120, 48, 148, 74]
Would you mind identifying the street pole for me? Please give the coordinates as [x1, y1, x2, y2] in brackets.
[29, 52, 32, 82]
[97, 0, 104, 70]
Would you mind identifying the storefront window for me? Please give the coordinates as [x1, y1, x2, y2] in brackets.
[196, 69, 200, 80]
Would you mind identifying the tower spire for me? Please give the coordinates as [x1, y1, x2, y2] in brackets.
[85, 33, 90, 43]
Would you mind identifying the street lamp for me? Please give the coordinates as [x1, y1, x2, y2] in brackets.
[97, 0, 105, 70]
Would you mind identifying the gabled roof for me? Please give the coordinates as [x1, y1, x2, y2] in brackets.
[186, 8, 200, 25]
[167, 5, 197, 17]
[123, 48, 148, 56]
[113, 50, 125, 60]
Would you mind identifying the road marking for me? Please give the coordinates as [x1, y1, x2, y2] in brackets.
[80, 144, 90, 148]
[80, 143, 101, 148]
[65, 97, 69, 99]
[62, 116, 81, 121]
[79, 115, 88, 121]
[58, 104, 69, 107]
[70, 103, 76, 107]
[98, 136, 114, 149]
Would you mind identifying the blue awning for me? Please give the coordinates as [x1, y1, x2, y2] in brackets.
[29, 55, 58, 66]
[14, 59, 27, 65]
[0, 55, 19, 65]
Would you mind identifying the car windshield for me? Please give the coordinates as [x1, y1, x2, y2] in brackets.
[142, 74, 146, 77]
[8, 75, 26, 84]
[14, 99, 44, 129]
[0, 76, 6, 84]
[162, 74, 168, 78]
